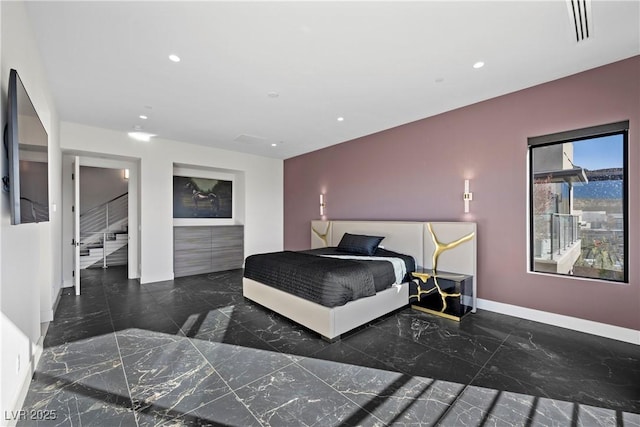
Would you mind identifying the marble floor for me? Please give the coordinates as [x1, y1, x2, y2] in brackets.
[18, 266, 640, 426]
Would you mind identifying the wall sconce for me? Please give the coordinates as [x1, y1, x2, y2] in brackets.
[123, 169, 130, 180]
[463, 179, 473, 213]
[320, 194, 326, 216]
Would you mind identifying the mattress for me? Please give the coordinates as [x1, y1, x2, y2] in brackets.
[243, 247, 415, 308]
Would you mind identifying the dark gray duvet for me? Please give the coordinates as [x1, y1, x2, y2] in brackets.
[243, 247, 415, 308]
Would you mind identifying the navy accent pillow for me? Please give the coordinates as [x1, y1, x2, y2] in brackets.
[337, 233, 384, 256]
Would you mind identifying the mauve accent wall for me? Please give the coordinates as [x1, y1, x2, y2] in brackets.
[284, 56, 640, 331]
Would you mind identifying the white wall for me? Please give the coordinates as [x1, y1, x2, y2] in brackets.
[60, 122, 283, 284]
[1, 0, 61, 419]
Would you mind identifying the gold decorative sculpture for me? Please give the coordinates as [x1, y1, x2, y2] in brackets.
[427, 222, 475, 272]
[311, 221, 331, 247]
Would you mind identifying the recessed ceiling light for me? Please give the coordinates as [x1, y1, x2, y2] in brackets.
[169, 54, 181, 63]
[139, 115, 148, 120]
[127, 132, 155, 142]
[267, 91, 279, 98]
[337, 117, 344, 122]
[473, 61, 485, 69]
[271, 143, 277, 147]
[435, 77, 444, 83]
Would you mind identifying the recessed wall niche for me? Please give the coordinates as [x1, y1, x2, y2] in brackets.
[172, 164, 245, 277]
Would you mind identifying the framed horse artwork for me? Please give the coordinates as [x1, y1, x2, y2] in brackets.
[173, 175, 233, 218]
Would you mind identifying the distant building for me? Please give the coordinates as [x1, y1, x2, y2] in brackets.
[532, 142, 586, 274]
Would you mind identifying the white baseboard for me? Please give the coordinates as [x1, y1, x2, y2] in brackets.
[477, 298, 640, 346]
[5, 336, 44, 427]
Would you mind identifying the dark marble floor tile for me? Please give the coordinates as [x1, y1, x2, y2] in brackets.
[145, 286, 213, 309]
[474, 339, 640, 413]
[80, 266, 131, 290]
[54, 289, 108, 316]
[38, 332, 120, 375]
[102, 277, 149, 296]
[303, 340, 398, 372]
[72, 276, 111, 297]
[179, 269, 243, 293]
[162, 301, 230, 335]
[19, 366, 134, 427]
[235, 363, 378, 426]
[192, 392, 262, 426]
[173, 308, 232, 339]
[111, 310, 182, 335]
[48, 310, 111, 330]
[218, 299, 282, 325]
[193, 339, 299, 390]
[299, 355, 463, 426]
[18, 383, 136, 427]
[372, 308, 506, 366]
[137, 391, 262, 427]
[528, 399, 618, 427]
[343, 326, 482, 385]
[234, 311, 331, 357]
[43, 314, 114, 348]
[134, 405, 217, 427]
[460, 309, 526, 335]
[197, 291, 246, 310]
[504, 320, 640, 399]
[115, 328, 187, 358]
[122, 339, 232, 420]
[191, 319, 278, 353]
[33, 357, 130, 405]
[440, 385, 541, 426]
[139, 278, 178, 293]
[106, 291, 160, 316]
[506, 318, 640, 368]
[174, 272, 240, 291]
[620, 412, 640, 427]
[444, 385, 640, 427]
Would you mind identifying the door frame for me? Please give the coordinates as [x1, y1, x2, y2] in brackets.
[61, 153, 140, 288]
[73, 156, 80, 294]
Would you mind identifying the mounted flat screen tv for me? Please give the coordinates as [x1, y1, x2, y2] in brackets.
[3, 69, 49, 224]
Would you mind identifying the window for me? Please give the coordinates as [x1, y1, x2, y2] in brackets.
[528, 121, 628, 283]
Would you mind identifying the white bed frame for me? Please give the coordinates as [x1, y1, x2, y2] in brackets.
[242, 220, 476, 340]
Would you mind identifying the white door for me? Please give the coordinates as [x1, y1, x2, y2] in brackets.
[73, 156, 81, 295]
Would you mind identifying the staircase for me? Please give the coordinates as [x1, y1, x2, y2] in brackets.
[80, 193, 128, 269]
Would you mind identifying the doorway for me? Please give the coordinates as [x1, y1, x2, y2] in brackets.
[78, 166, 129, 270]
[62, 154, 140, 294]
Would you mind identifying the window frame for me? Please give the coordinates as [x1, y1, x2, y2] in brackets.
[527, 121, 629, 283]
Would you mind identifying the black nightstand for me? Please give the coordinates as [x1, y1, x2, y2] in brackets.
[409, 267, 473, 321]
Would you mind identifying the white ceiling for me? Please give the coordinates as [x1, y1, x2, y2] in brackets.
[25, 1, 640, 160]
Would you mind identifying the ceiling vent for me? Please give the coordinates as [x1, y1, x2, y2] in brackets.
[233, 134, 267, 144]
[566, 0, 593, 42]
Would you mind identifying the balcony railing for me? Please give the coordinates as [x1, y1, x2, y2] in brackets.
[534, 213, 580, 261]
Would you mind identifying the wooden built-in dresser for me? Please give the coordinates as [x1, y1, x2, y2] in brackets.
[174, 225, 244, 277]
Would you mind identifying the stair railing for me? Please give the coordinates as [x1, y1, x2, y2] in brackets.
[79, 193, 128, 268]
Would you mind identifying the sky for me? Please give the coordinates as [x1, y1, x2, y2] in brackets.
[572, 134, 624, 171]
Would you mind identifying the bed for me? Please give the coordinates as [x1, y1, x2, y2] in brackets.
[243, 220, 476, 340]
